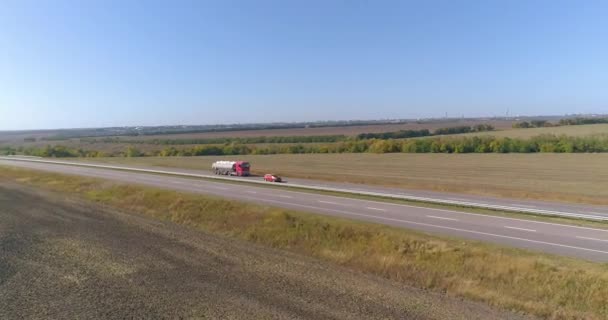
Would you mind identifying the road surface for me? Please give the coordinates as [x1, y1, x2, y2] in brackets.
[41, 158, 608, 220]
[1, 158, 608, 262]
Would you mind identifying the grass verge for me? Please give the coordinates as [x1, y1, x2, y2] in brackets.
[1, 166, 608, 319]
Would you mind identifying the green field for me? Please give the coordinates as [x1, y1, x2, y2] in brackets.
[76, 153, 608, 205]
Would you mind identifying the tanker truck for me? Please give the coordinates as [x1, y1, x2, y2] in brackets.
[211, 160, 251, 176]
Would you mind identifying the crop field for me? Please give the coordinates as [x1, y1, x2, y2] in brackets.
[76, 153, 608, 205]
[0, 119, 514, 145]
[459, 123, 608, 139]
[112, 119, 516, 140]
[2, 181, 524, 319]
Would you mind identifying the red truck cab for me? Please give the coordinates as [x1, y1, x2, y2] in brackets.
[234, 161, 250, 176]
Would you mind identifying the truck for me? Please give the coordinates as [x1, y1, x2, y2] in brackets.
[211, 160, 251, 176]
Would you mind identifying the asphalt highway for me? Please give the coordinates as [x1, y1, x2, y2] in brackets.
[2, 158, 608, 262]
[100, 163, 608, 217]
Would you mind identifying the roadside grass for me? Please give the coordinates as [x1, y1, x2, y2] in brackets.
[74, 152, 608, 205]
[2, 166, 608, 319]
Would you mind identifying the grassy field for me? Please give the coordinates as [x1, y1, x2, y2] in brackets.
[2, 166, 607, 319]
[76, 153, 608, 205]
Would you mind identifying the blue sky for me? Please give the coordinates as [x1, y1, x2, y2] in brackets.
[1, 0, 607, 130]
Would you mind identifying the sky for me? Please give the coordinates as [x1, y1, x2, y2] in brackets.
[1, 0, 607, 130]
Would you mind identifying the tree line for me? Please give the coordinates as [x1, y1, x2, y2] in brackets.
[12, 133, 608, 158]
[512, 117, 608, 128]
[559, 117, 608, 126]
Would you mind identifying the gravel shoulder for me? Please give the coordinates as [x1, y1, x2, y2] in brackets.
[0, 182, 530, 319]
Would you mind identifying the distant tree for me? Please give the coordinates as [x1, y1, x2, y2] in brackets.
[513, 121, 530, 128]
[125, 146, 142, 157]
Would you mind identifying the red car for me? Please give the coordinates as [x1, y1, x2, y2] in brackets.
[264, 174, 282, 182]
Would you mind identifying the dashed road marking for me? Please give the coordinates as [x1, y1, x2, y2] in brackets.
[366, 207, 386, 211]
[318, 200, 341, 205]
[576, 236, 608, 242]
[244, 197, 608, 256]
[426, 215, 458, 221]
[504, 226, 536, 232]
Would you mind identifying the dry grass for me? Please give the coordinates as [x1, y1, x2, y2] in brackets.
[2, 166, 608, 319]
[76, 153, 608, 205]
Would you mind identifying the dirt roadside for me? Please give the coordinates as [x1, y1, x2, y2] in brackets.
[0, 182, 530, 319]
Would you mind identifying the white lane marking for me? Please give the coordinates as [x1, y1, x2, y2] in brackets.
[209, 186, 229, 190]
[315, 193, 608, 233]
[244, 197, 608, 256]
[278, 195, 293, 199]
[246, 191, 257, 194]
[427, 215, 458, 221]
[576, 236, 608, 242]
[318, 200, 343, 206]
[366, 207, 386, 211]
[504, 226, 537, 232]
